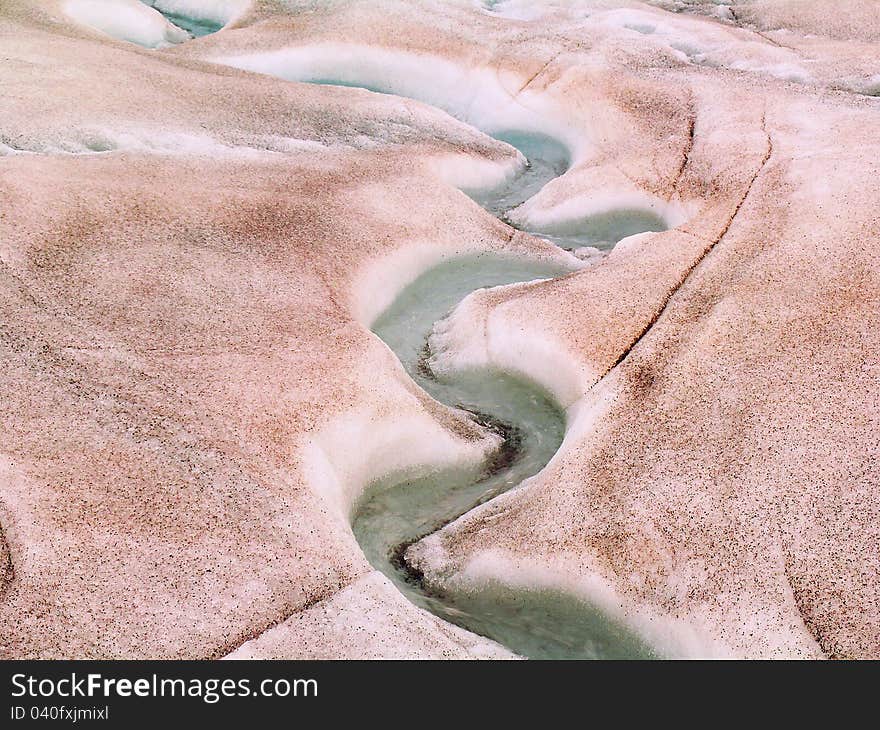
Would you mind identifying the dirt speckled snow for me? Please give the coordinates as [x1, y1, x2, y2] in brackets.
[1, 0, 877, 658]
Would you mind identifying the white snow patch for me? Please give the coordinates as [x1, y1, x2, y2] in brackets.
[0, 128, 326, 158]
[571, 245, 605, 263]
[838, 73, 880, 97]
[64, 0, 191, 48]
[0, 142, 21, 157]
[351, 243, 461, 328]
[212, 43, 590, 160]
[721, 57, 811, 84]
[428, 150, 526, 194]
[483, 0, 598, 22]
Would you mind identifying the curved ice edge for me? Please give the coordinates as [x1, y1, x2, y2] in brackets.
[349, 239, 580, 331]
[143, 0, 235, 37]
[407, 537, 734, 659]
[211, 43, 583, 161]
[210, 45, 691, 248]
[309, 245, 579, 518]
[62, 0, 240, 49]
[508, 192, 694, 247]
[426, 280, 587, 412]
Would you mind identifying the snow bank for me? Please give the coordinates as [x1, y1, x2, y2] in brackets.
[302, 384, 501, 518]
[409, 369, 824, 660]
[213, 43, 588, 159]
[415, 517, 825, 659]
[425, 273, 635, 455]
[510, 188, 691, 245]
[423, 543, 736, 658]
[427, 281, 588, 411]
[64, 0, 190, 48]
[215, 42, 689, 233]
[212, 42, 695, 242]
[599, 7, 813, 84]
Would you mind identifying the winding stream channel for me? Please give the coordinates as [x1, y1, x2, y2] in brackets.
[147, 17, 664, 652]
[145, 2, 224, 37]
[296, 80, 661, 657]
[196, 53, 664, 656]
[363, 250, 656, 658]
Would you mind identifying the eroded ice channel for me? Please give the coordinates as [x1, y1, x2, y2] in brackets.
[358, 255, 657, 658]
[142, 2, 223, 37]
[244, 66, 669, 250]
[154, 10, 222, 37]
[464, 130, 667, 249]
[290, 76, 662, 656]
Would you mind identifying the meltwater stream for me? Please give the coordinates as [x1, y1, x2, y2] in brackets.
[464, 130, 665, 250]
[159, 12, 222, 37]
[295, 78, 660, 657]
[144, 2, 223, 37]
[299, 75, 665, 250]
[360, 254, 657, 658]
